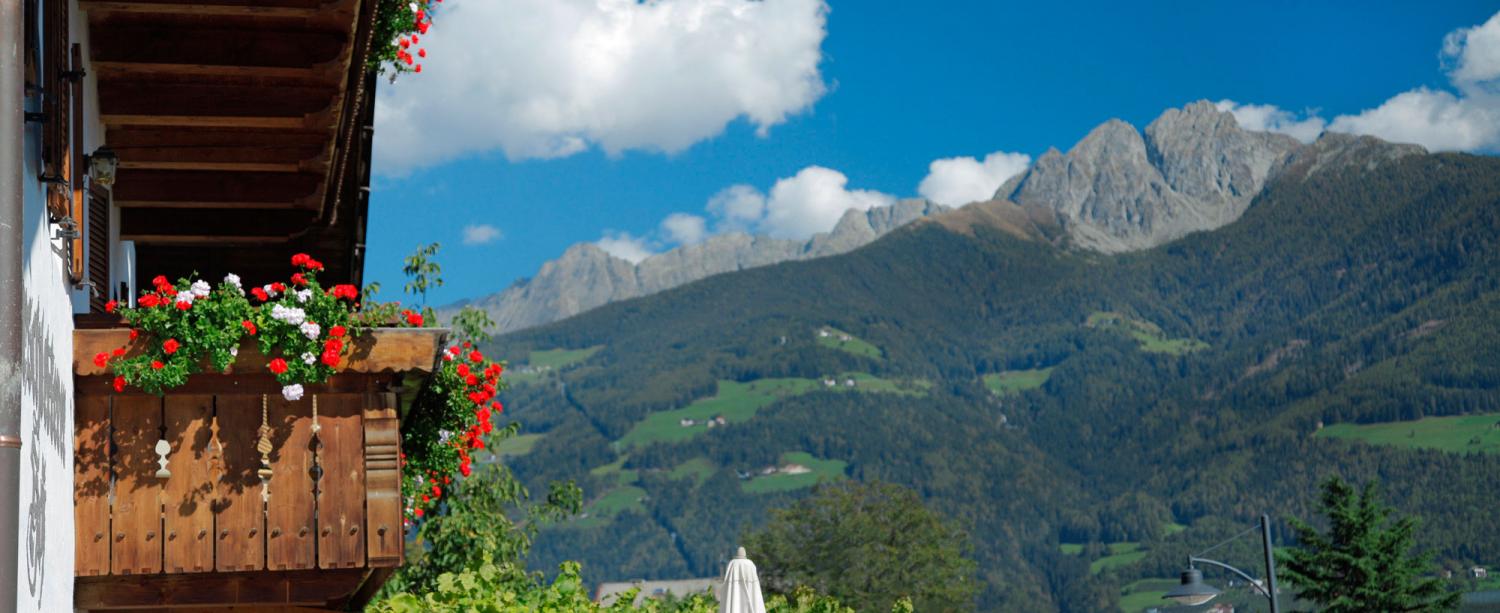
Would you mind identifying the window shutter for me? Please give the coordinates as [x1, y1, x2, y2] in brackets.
[87, 187, 111, 313]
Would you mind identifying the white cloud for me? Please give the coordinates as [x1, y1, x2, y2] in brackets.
[917, 151, 1031, 206]
[461, 223, 503, 245]
[1214, 100, 1327, 144]
[759, 166, 896, 239]
[1325, 10, 1500, 152]
[660, 213, 708, 245]
[1444, 12, 1500, 89]
[1328, 88, 1499, 152]
[374, 0, 829, 172]
[705, 184, 767, 232]
[595, 231, 654, 264]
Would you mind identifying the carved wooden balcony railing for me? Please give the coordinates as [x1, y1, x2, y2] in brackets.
[71, 328, 446, 611]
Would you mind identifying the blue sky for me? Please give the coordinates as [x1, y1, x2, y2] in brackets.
[364, 1, 1500, 306]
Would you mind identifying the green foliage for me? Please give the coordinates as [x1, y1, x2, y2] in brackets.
[453, 304, 498, 344]
[403, 242, 444, 311]
[370, 0, 436, 76]
[1317, 413, 1500, 454]
[744, 481, 980, 612]
[1278, 477, 1460, 612]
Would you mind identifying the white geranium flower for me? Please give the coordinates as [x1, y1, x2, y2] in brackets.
[281, 384, 304, 401]
[295, 289, 313, 303]
[190, 280, 211, 298]
[263, 284, 280, 298]
[175, 290, 195, 305]
[229, 346, 239, 357]
[224, 273, 243, 294]
[301, 352, 317, 365]
[271, 304, 306, 325]
[299, 321, 321, 340]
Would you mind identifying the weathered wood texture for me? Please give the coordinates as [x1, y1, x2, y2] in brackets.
[74, 327, 447, 376]
[74, 386, 405, 604]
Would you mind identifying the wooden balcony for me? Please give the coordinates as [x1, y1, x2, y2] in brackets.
[71, 328, 447, 611]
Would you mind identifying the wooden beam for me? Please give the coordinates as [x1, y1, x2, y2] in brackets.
[92, 61, 323, 81]
[120, 234, 292, 245]
[119, 161, 302, 173]
[79, 1, 321, 19]
[101, 115, 308, 129]
[91, 26, 348, 69]
[111, 169, 322, 205]
[74, 568, 372, 610]
[75, 329, 447, 377]
[99, 82, 338, 118]
[114, 200, 303, 210]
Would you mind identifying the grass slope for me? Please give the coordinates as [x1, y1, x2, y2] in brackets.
[618, 375, 927, 448]
[741, 452, 848, 494]
[1317, 413, 1500, 454]
[816, 327, 882, 359]
[1087, 311, 1208, 355]
[492, 433, 543, 458]
[984, 368, 1053, 396]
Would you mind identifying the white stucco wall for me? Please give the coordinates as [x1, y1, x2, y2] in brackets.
[12, 1, 98, 609]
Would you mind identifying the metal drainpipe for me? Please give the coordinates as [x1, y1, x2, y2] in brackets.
[0, 0, 26, 609]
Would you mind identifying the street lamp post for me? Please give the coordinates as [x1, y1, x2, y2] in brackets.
[1164, 514, 1280, 613]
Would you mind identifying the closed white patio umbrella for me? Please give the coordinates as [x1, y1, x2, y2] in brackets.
[719, 547, 767, 613]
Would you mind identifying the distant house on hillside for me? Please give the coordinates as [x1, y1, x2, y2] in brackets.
[1473, 567, 1489, 579]
[839, 334, 851, 341]
[817, 329, 830, 338]
[781, 464, 811, 475]
[844, 378, 856, 387]
[822, 378, 836, 387]
[679, 418, 697, 427]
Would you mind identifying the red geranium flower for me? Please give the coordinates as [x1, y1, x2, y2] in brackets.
[459, 463, 471, 477]
[291, 253, 310, 267]
[321, 351, 339, 367]
[271, 282, 286, 293]
[152, 275, 170, 290]
[112, 376, 126, 393]
[251, 287, 269, 302]
[151, 360, 164, 370]
[139, 294, 160, 308]
[93, 352, 109, 367]
[175, 301, 192, 311]
[104, 299, 117, 313]
[324, 339, 343, 353]
[307, 259, 323, 271]
[269, 358, 288, 375]
[112, 347, 125, 358]
[414, 508, 424, 518]
[465, 374, 478, 386]
[405, 312, 424, 327]
[291, 273, 307, 287]
[242, 320, 257, 335]
[162, 339, 180, 355]
[432, 484, 441, 497]
[329, 325, 346, 338]
[456, 363, 469, 377]
[128, 329, 139, 340]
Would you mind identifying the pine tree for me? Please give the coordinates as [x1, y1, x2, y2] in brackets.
[1278, 477, 1460, 612]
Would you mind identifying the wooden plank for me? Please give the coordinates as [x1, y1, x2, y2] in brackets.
[213, 395, 266, 572]
[74, 395, 113, 576]
[101, 115, 308, 129]
[99, 82, 337, 118]
[90, 25, 348, 69]
[120, 161, 302, 173]
[112, 396, 163, 575]
[266, 397, 315, 570]
[80, 1, 320, 18]
[92, 61, 321, 81]
[316, 394, 365, 568]
[363, 394, 402, 567]
[115, 200, 302, 210]
[75, 568, 370, 610]
[111, 168, 321, 204]
[162, 395, 215, 573]
[122, 234, 293, 246]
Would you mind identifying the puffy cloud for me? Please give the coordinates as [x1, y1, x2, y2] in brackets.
[759, 167, 896, 239]
[1328, 88, 1499, 152]
[461, 223, 503, 245]
[1443, 12, 1500, 89]
[705, 184, 767, 232]
[595, 231, 654, 263]
[917, 151, 1031, 206]
[1214, 100, 1326, 143]
[660, 213, 708, 245]
[1326, 10, 1500, 151]
[374, 0, 829, 171]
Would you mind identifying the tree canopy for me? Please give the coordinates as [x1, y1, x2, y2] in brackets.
[1278, 477, 1460, 613]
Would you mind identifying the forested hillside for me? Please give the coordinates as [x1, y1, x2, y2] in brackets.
[483, 149, 1500, 611]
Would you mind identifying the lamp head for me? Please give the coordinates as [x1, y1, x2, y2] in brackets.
[1163, 568, 1221, 606]
[86, 146, 119, 188]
